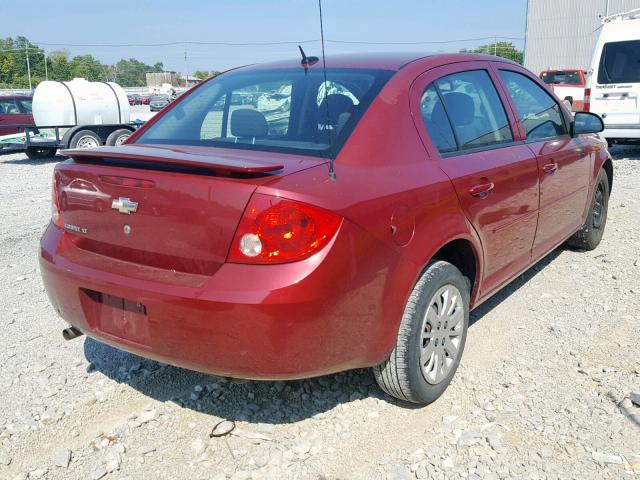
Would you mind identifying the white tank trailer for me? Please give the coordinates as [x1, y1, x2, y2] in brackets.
[9, 78, 137, 159]
[33, 78, 130, 127]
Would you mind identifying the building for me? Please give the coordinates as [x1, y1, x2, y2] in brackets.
[145, 71, 180, 88]
[524, 0, 640, 75]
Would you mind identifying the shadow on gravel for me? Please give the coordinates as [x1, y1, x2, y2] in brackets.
[469, 248, 561, 326]
[84, 247, 565, 424]
[608, 392, 640, 430]
[0, 152, 66, 165]
[609, 144, 640, 160]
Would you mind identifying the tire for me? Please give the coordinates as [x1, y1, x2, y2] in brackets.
[566, 168, 610, 250]
[25, 147, 57, 160]
[374, 261, 470, 405]
[105, 129, 131, 146]
[69, 130, 101, 149]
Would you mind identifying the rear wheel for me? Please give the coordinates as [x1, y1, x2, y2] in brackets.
[69, 130, 101, 149]
[373, 261, 469, 405]
[566, 169, 610, 250]
[105, 129, 131, 146]
[25, 147, 57, 160]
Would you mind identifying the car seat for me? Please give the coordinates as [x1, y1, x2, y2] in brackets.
[230, 109, 269, 144]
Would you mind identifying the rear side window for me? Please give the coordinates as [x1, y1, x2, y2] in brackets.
[0, 99, 20, 115]
[421, 70, 513, 153]
[420, 85, 457, 153]
[597, 40, 640, 84]
[499, 70, 567, 141]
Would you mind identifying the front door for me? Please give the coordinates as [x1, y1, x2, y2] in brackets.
[496, 68, 590, 258]
[411, 62, 540, 296]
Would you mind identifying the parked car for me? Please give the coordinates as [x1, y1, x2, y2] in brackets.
[149, 94, 170, 112]
[127, 94, 143, 106]
[0, 95, 34, 135]
[256, 84, 292, 112]
[586, 8, 640, 145]
[140, 95, 150, 105]
[40, 53, 611, 405]
[539, 69, 586, 111]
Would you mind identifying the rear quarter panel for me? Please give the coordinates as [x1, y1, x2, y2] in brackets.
[259, 65, 482, 358]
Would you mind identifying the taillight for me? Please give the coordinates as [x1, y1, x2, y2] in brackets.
[228, 193, 342, 264]
[583, 88, 591, 112]
[51, 174, 63, 227]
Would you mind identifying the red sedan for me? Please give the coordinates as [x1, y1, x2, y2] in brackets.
[40, 53, 611, 405]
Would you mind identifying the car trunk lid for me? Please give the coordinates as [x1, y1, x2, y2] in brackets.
[56, 145, 323, 277]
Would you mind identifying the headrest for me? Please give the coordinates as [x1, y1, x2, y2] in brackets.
[230, 109, 268, 138]
[318, 94, 354, 126]
[443, 92, 475, 127]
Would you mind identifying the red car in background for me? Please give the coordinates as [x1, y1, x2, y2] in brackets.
[40, 53, 611, 405]
[540, 69, 587, 111]
[0, 95, 34, 135]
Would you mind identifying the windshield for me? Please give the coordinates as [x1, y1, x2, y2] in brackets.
[540, 70, 582, 85]
[135, 67, 393, 157]
[598, 40, 640, 84]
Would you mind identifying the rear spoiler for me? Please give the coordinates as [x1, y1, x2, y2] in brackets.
[62, 145, 284, 174]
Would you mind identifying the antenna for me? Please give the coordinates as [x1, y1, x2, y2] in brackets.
[318, 0, 336, 181]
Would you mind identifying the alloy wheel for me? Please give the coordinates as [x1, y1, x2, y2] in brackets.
[420, 284, 465, 384]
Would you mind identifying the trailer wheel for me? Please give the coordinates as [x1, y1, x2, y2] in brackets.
[25, 147, 57, 160]
[106, 129, 132, 146]
[69, 130, 101, 149]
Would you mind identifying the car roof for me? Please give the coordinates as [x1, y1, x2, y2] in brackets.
[236, 52, 515, 72]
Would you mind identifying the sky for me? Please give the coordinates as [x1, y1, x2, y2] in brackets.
[2, 0, 527, 74]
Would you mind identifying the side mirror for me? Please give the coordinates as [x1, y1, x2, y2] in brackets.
[573, 112, 604, 135]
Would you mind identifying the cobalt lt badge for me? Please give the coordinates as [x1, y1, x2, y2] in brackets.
[111, 197, 138, 214]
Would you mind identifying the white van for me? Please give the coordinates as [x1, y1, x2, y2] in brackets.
[587, 8, 640, 144]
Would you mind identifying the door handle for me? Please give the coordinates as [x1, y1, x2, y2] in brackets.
[468, 182, 495, 198]
[543, 162, 558, 174]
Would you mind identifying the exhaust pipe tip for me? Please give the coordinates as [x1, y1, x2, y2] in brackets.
[62, 326, 83, 341]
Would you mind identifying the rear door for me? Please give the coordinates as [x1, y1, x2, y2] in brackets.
[411, 62, 540, 296]
[591, 40, 640, 129]
[495, 67, 590, 259]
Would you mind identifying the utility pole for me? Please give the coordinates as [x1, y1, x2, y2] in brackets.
[494, 37, 497, 56]
[25, 45, 32, 90]
[43, 52, 48, 81]
[183, 51, 187, 87]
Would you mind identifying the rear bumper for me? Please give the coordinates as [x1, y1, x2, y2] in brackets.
[40, 222, 405, 380]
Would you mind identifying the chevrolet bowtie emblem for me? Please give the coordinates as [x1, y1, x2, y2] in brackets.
[111, 197, 139, 214]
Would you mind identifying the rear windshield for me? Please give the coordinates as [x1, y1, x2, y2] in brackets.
[135, 67, 392, 157]
[597, 40, 640, 84]
[540, 70, 582, 85]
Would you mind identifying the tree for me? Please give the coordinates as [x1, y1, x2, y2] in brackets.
[194, 70, 221, 80]
[69, 54, 104, 81]
[460, 41, 523, 64]
[49, 51, 71, 81]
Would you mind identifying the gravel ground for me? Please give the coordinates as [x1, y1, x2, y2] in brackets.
[0, 145, 639, 480]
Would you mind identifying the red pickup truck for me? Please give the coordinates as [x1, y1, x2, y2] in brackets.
[40, 53, 611, 405]
[539, 69, 587, 111]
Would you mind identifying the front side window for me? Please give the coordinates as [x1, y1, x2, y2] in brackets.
[17, 99, 32, 113]
[598, 40, 640, 84]
[499, 70, 567, 141]
[0, 99, 20, 115]
[422, 70, 513, 153]
[136, 68, 392, 157]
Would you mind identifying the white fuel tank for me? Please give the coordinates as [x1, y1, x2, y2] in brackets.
[32, 78, 130, 127]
